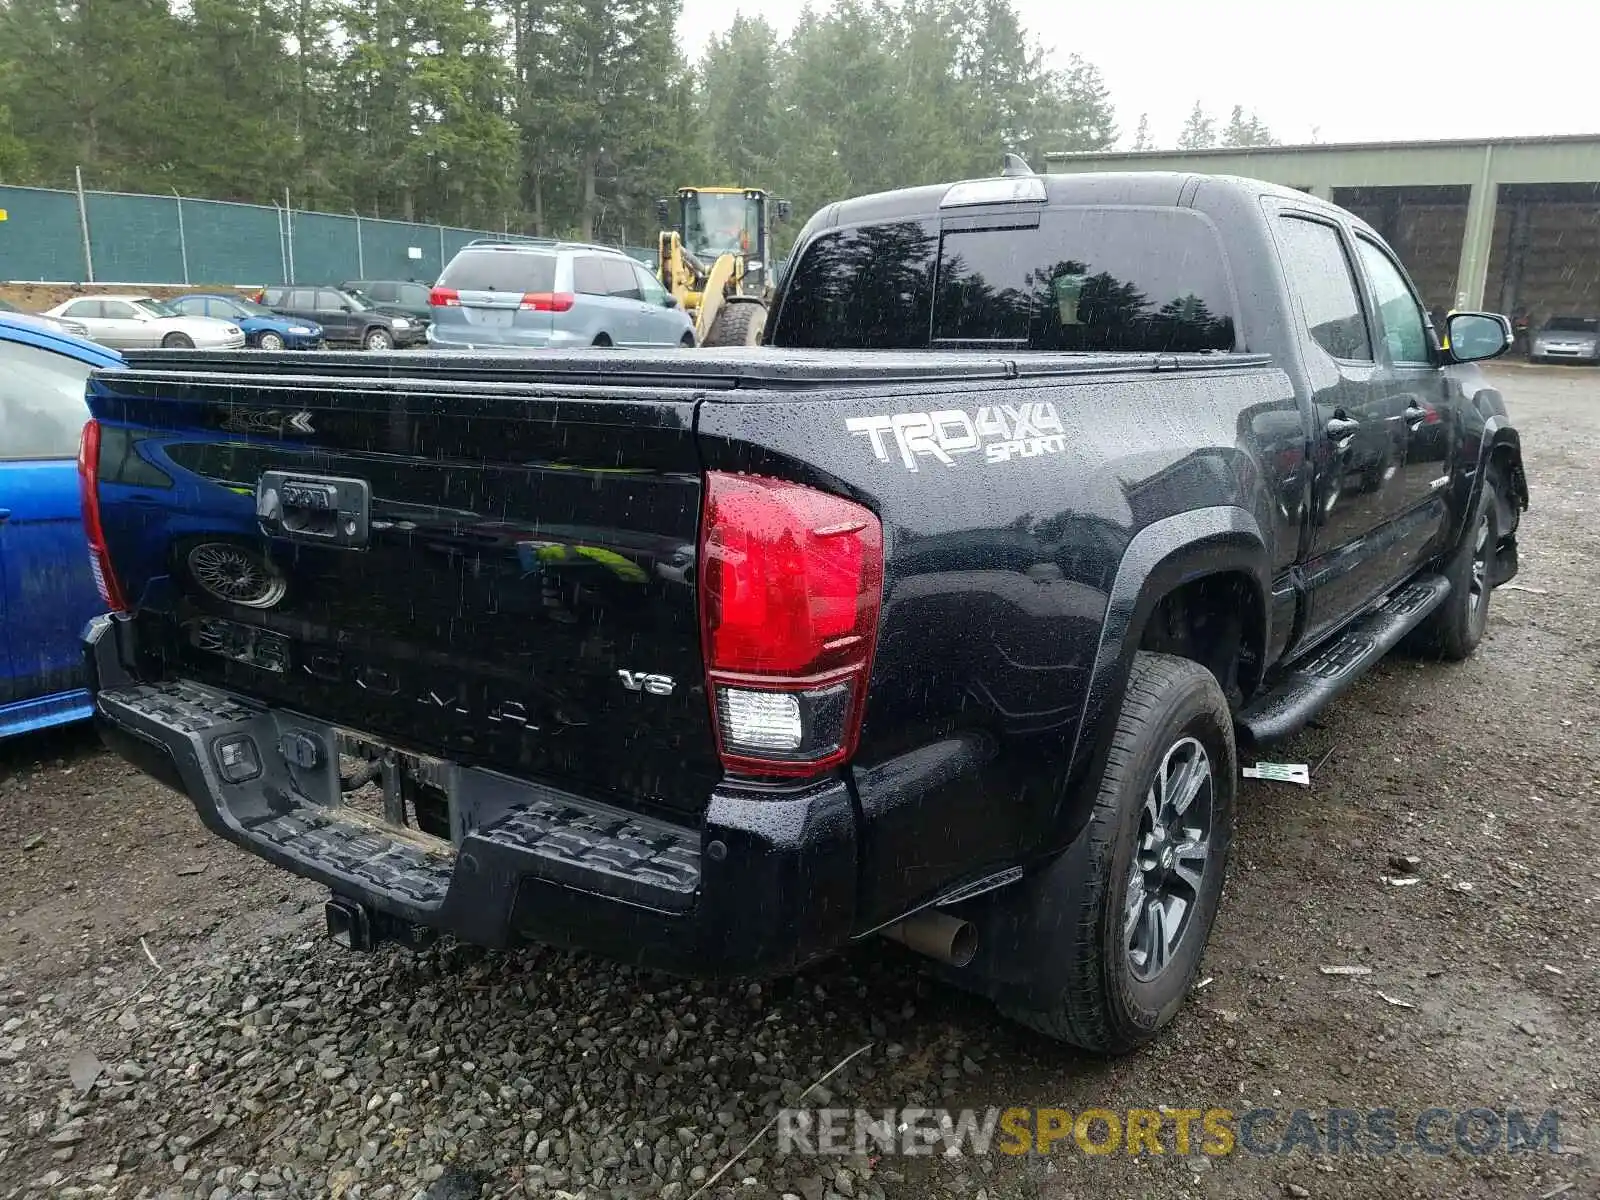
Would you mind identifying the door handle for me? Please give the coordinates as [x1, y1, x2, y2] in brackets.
[1325, 416, 1361, 440]
[1404, 403, 1428, 428]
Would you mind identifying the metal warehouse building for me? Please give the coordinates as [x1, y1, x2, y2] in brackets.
[1044, 134, 1600, 330]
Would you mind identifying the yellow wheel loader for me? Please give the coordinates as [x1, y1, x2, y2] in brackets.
[655, 187, 791, 347]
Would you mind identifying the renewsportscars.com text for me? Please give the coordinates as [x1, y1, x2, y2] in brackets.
[777, 1106, 1562, 1158]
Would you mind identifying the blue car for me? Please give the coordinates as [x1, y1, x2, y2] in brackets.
[169, 293, 323, 350]
[0, 314, 122, 739]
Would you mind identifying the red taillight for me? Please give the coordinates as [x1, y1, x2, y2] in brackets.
[77, 419, 128, 613]
[698, 472, 883, 777]
[520, 291, 575, 313]
[429, 286, 460, 307]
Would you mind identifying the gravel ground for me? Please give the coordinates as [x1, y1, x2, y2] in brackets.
[1, 363, 1596, 1200]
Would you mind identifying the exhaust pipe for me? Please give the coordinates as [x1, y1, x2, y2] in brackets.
[881, 910, 977, 967]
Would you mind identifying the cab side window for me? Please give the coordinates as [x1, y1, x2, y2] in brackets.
[1355, 239, 1431, 365]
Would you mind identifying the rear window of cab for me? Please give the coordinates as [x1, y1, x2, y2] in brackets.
[773, 206, 1237, 353]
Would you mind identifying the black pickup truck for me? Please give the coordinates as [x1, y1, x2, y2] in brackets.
[80, 168, 1526, 1053]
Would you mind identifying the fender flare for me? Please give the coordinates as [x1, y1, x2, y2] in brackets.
[1060, 506, 1271, 822]
[1473, 416, 1528, 511]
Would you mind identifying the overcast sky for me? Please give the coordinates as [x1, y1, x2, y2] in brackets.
[677, 0, 1599, 148]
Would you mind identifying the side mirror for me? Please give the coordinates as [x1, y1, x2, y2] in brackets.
[339, 304, 354, 313]
[662, 295, 679, 308]
[774, 199, 793, 221]
[1446, 312, 1512, 363]
[654, 199, 671, 224]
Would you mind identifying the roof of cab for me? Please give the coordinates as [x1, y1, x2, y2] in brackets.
[810, 169, 1352, 231]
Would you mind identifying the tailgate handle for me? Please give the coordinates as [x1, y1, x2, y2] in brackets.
[257, 471, 371, 548]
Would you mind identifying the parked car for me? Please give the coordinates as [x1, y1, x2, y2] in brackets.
[339, 280, 433, 326]
[0, 314, 121, 740]
[81, 169, 1526, 1054]
[0, 297, 89, 339]
[427, 240, 694, 350]
[1528, 314, 1599, 363]
[257, 286, 424, 351]
[170, 293, 323, 350]
[42, 295, 245, 350]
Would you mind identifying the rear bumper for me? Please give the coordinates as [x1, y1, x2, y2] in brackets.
[83, 615, 857, 978]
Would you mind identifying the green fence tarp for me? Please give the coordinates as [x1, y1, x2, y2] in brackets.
[0, 184, 559, 286]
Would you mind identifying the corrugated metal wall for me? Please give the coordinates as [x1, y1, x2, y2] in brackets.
[0, 184, 542, 285]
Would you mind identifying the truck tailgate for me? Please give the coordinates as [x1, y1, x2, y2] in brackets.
[86, 363, 718, 817]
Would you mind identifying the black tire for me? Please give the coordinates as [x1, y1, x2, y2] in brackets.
[702, 301, 766, 347]
[680, 333, 696, 348]
[1407, 475, 1499, 661]
[362, 327, 392, 351]
[993, 652, 1235, 1054]
[592, 333, 612, 347]
[161, 332, 194, 349]
[256, 331, 285, 351]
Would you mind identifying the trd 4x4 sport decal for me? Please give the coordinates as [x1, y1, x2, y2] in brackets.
[846, 402, 1066, 471]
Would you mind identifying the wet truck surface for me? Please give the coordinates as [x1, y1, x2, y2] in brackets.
[81, 169, 1528, 1053]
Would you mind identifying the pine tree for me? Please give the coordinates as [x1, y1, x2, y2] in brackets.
[1177, 101, 1216, 150]
[1131, 113, 1152, 151]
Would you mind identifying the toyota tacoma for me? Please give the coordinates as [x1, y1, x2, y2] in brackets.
[79, 167, 1527, 1053]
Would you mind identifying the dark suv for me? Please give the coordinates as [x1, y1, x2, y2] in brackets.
[340, 280, 434, 326]
[258, 286, 425, 351]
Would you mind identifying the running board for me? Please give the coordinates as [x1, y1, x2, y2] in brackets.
[1239, 574, 1451, 745]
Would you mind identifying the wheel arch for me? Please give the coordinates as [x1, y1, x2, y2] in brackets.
[1061, 507, 1271, 834]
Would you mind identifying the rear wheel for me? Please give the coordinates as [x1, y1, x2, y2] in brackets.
[363, 327, 392, 351]
[257, 331, 285, 351]
[701, 301, 766, 347]
[161, 332, 194, 349]
[992, 652, 1234, 1053]
[592, 334, 612, 347]
[680, 333, 696, 348]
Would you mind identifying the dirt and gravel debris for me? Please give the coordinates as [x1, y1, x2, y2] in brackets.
[0, 363, 1596, 1200]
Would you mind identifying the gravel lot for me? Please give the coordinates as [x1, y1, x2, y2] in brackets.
[1, 363, 1596, 1200]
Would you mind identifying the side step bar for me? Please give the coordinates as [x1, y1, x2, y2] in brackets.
[1239, 573, 1451, 745]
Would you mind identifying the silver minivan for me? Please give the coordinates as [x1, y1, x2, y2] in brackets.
[428, 241, 695, 350]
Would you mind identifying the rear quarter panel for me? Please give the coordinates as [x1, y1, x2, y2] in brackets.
[698, 359, 1299, 924]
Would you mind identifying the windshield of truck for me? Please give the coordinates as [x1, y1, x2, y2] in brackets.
[683, 191, 756, 259]
[437, 250, 557, 293]
[773, 207, 1237, 352]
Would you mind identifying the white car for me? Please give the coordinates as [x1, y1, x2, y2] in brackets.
[43, 295, 246, 350]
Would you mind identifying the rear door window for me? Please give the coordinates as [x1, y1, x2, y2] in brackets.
[775, 208, 1237, 352]
[573, 256, 609, 296]
[366, 282, 398, 302]
[1275, 217, 1372, 361]
[438, 250, 556, 294]
[601, 258, 641, 299]
[287, 289, 317, 310]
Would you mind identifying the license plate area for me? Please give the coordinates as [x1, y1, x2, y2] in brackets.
[465, 308, 514, 329]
